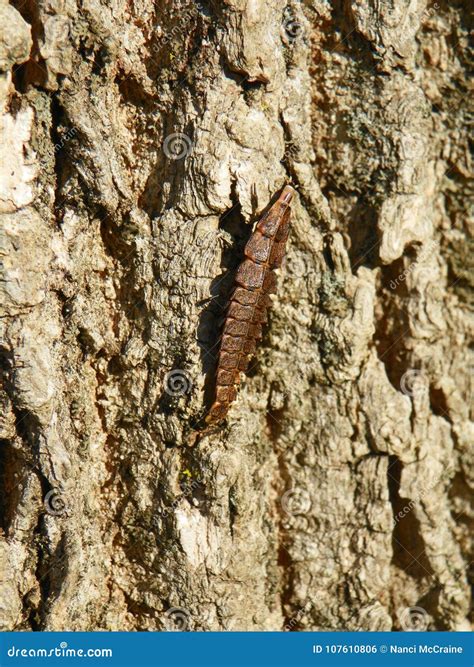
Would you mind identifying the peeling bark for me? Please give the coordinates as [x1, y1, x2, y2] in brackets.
[0, 0, 472, 632]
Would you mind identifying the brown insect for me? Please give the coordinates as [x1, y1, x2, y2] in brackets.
[205, 185, 295, 426]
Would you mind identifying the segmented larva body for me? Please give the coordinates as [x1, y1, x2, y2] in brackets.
[206, 185, 295, 426]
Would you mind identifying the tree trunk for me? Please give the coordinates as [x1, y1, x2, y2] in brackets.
[0, 0, 471, 632]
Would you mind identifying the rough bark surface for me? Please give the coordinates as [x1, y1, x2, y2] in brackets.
[0, 0, 472, 632]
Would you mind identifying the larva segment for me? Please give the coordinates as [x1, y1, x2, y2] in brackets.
[238, 356, 249, 371]
[205, 185, 295, 427]
[262, 271, 277, 294]
[232, 287, 259, 305]
[274, 208, 291, 242]
[269, 240, 287, 269]
[252, 291, 270, 324]
[243, 337, 257, 355]
[223, 318, 249, 337]
[227, 301, 255, 321]
[220, 334, 244, 352]
[244, 231, 272, 264]
[253, 307, 268, 324]
[215, 385, 237, 405]
[219, 351, 240, 370]
[235, 259, 266, 290]
[249, 322, 262, 340]
[217, 368, 235, 385]
[269, 209, 291, 268]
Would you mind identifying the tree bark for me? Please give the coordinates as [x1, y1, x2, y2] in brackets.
[0, 0, 471, 632]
